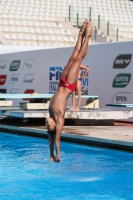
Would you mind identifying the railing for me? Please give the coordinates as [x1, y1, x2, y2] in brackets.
[68, 6, 120, 43]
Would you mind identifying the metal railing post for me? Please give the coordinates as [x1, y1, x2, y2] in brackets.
[89, 7, 91, 22]
[98, 15, 100, 29]
[94, 26, 96, 41]
[107, 21, 109, 36]
[116, 27, 118, 41]
[77, 13, 79, 28]
[69, 5, 71, 22]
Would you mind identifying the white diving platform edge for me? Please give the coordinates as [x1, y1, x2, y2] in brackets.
[0, 93, 99, 110]
[0, 107, 133, 120]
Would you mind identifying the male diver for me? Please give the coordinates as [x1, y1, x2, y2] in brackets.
[46, 21, 92, 162]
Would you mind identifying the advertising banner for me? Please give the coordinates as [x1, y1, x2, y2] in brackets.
[0, 41, 133, 121]
[89, 42, 133, 107]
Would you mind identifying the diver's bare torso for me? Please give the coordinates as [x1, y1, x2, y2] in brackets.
[49, 87, 71, 122]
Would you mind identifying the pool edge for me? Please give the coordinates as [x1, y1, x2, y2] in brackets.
[0, 124, 133, 152]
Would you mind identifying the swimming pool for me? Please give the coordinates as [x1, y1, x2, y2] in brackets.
[0, 132, 133, 200]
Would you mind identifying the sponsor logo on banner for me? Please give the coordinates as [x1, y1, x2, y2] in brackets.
[113, 54, 132, 69]
[24, 89, 34, 94]
[23, 89, 34, 100]
[23, 59, 35, 70]
[9, 74, 19, 85]
[49, 66, 64, 94]
[0, 60, 6, 69]
[10, 60, 21, 71]
[112, 73, 131, 88]
[10, 89, 20, 94]
[49, 66, 89, 94]
[111, 92, 130, 104]
[23, 74, 34, 84]
[0, 75, 7, 85]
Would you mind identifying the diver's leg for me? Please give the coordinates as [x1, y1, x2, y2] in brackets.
[61, 21, 87, 79]
[66, 22, 92, 84]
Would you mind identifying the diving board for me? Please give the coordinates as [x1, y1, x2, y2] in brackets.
[106, 104, 133, 108]
[0, 93, 98, 98]
[0, 93, 53, 98]
[0, 93, 99, 110]
[0, 93, 53, 107]
[0, 107, 21, 116]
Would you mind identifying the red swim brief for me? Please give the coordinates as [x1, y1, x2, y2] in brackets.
[59, 77, 77, 92]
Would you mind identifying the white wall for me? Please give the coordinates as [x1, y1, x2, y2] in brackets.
[0, 45, 55, 54]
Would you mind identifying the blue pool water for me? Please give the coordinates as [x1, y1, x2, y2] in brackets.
[0, 132, 133, 200]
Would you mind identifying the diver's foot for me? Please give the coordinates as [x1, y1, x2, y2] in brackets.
[50, 156, 55, 163]
[68, 107, 75, 111]
[86, 22, 92, 38]
[73, 107, 80, 111]
[55, 157, 61, 162]
[79, 21, 87, 36]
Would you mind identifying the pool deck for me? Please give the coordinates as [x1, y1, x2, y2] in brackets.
[0, 118, 133, 152]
